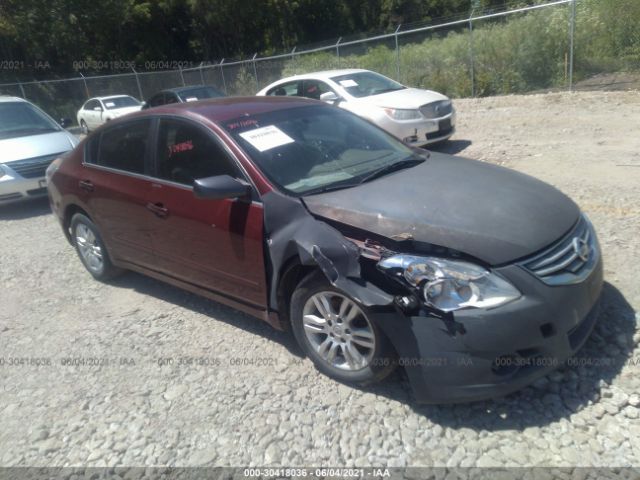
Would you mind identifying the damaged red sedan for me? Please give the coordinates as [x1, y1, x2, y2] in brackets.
[47, 97, 603, 403]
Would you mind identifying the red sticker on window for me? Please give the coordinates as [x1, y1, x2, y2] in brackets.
[168, 140, 194, 157]
[227, 118, 258, 130]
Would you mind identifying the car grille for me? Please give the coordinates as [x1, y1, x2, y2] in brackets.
[420, 100, 453, 119]
[5, 153, 63, 179]
[0, 192, 22, 202]
[521, 215, 599, 286]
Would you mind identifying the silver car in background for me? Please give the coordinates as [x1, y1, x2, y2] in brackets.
[257, 69, 456, 146]
[0, 96, 78, 204]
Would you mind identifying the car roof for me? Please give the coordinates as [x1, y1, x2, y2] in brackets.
[127, 96, 323, 124]
[163, 85, 220, 94]
[270, 69, 369, 83]
[0, 96, 28, 103]
[91, 95, 136, 101]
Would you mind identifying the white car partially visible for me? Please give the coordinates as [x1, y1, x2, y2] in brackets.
[76, 95, 142, 133]
[257, 69, 456, 146]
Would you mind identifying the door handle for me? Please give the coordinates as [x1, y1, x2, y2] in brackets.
[146, 202, 169, 218]
[79, 180, 94, 192]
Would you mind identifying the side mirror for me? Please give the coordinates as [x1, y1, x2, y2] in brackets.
[59, 118, 72, 128]
[193, 175, 251, 200]
[320, 91, 340, 104]
[93, 106, 103, 111]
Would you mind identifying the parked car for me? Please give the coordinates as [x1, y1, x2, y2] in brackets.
[47, 97, 602, 403]
[142, 85, 225, 110]
[0, 96, 78, 204]
[257, 69, 456, 146]
[77, 95, 142, 133]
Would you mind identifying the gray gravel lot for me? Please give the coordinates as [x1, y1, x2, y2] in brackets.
[1, 90, 639, 468]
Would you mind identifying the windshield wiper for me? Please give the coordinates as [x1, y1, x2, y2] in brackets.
[301, 155, 426, 196]
[302, 181, 363, 196]
[359, 156, 425, 184]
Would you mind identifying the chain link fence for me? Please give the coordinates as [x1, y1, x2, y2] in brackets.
[0, 0, 599, 125]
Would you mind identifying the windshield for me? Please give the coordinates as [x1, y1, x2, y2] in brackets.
[177, 86, 225, 102]
[0, 101, 60, 140]
[223, 105, 420, 196]
[103, 96, 141, 109]
[330, 71, 406, 98]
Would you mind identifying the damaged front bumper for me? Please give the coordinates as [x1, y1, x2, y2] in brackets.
[371, 256, 604, 404]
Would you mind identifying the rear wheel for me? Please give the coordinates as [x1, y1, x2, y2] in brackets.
[71, 213, 123, 280]
[290, 272, 396, 385]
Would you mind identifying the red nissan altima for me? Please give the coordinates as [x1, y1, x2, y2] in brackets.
[46, 97, 602, 403]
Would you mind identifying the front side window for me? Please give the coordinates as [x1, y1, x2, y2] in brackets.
[97, 120, 150, 174]
[222, 105, 417, 196]
[330, 71, 405, 98]
[0, 101, 60, 140]
[301, 80, 334, 100]
[84, 100, 99, 110]
[156, 119, 239, 185]
[266, 81, 300, 97]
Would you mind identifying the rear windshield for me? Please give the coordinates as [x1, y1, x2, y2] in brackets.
[177, 86, 225, 102]
[103, 96, 141, 109]
[222, 105, 415, 196]
[0, 101, 60, 140]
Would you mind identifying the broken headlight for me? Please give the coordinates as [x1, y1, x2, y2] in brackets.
[378, 255, 520, 312]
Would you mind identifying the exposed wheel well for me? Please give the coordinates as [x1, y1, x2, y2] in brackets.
[275, 258, 317, 331]
[63, 205, 90, 243]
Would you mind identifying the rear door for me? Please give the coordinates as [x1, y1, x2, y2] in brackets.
[83, 100, 98, 129]
[146, 117, 267, 308]
[80, 118, 156, 267]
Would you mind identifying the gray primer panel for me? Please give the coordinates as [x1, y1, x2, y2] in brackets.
[303, 152, 580, 265]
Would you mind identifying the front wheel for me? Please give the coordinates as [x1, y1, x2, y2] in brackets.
[290, 272, 396, 385]
[71, 213, 123, 281]
[80, 120, 89, 134]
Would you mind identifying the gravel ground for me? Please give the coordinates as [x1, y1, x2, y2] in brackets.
[1, 90, 639, 468]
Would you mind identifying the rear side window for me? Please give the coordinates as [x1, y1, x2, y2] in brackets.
[155, 119, 239, 185]
[97, 120, 151, 174]
[164, 93, 179, 104]
[147, 94, 166, 107]
[85, 135, 100, 164]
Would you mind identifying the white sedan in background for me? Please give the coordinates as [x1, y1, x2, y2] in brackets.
[257, 69, 456, 146]
[76, 95, 142, 133]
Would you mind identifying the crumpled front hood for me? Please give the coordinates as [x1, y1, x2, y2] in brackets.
[0, 131, 77, 163]
[303, 153, 580, 265]
[361, 87, 449, 109]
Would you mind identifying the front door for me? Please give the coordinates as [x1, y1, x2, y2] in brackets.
[147, 117, 268, 308]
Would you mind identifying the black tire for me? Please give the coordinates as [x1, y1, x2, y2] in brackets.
[290, 271, 396, 385]
[70, 213, 123, 281]
[80, 120, 89, 134]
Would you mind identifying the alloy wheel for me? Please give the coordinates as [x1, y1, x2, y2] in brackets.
[302, 291, 376, 371]
[75, 223, 104, 273]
